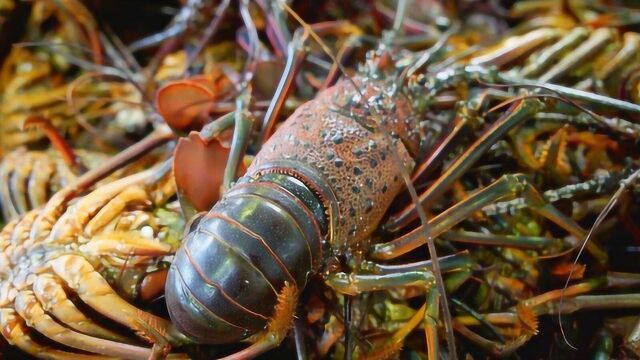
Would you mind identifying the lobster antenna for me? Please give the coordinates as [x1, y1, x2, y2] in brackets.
[391, 0, 408, 35]
[182, 0, 231, 76]
[279, 1, 366, 102]
[477, 80, 606, 125]
[279, 2, 458, 358]
[558, 167, 640, 349]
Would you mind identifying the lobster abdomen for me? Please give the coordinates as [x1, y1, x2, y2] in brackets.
[166, 174, 325, 343]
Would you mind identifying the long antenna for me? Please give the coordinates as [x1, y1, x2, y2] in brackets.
[558, 168, 640, 349]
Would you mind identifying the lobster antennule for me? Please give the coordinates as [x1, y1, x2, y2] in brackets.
[166, 173, 326, 343]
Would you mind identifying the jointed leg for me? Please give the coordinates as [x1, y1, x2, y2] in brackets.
[326, 269, 439, 359]
[386, 98, 543, 232]
[49, 255, 189, 347]
[374, 173, 601, 261]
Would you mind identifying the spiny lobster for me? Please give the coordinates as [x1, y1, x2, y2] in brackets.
[2, 1, 640, 359]
[163, 4, 640, 359]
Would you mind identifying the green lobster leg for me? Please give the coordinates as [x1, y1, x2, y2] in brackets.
[326, 270, 439, 360]
[520, 27, 588, 78]
[385, 98, 543, 232]
[537, 28, 613, 83]
[373, 174, 605, 262]
[223, 103, 254, 190]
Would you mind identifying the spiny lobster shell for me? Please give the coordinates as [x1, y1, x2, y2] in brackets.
[0, 168, 188, 358]
[248, 76, 422, 251]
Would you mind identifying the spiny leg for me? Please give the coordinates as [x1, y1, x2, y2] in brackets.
[81, 232, 172, 258]
[0, 308, 113, 360]
[5, 210, 39, 268]
[0, 150, 20, 220]
[49, 255, 189, 347]
[32, 274, 131, 342]
[520, 27, 588, 78]
[373, 173, 602, 261]
[363, 251, 474, 275]
[326, 270, 439, 359]
[8, 152, 35, 215]
[440, 230, 558, 250]
[13, 290, 156, 360]
[27, 155, 55, 210]
[576, 32, 640, 91]
[83, 186, 150, 236]
[40, 167, 162, 244]
[469, 28, 562, 68]
[223, 100, 254, 191]
[537, 27, 613, 84]
[29, 127, 174, 241]
[385, 98, 543, 232]
[411, 88, 511, 184]
[255, 20, 362, 148]
[475, 67, 640, 115]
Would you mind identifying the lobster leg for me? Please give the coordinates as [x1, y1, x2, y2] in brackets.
[321, 34, 363, 90]
[470, 28, 562, 68]
[27, 155, 55, 210]
[537, 28, 613, 83]
[520, 27, 588, 78]
[327, 271, 435, 296]
[510, 121, 564, 171]
[255, 27, 307, 147]
[385, 98, 543, 232]
[576, 32, 640, 91]
[365, 292, 439, 360]
[326, 270, 439, 359]
[456, 292, 640, 356]
[223, 104, 254, 190]
[373, 173, 604, 261]
[81, 233, 173, 257]
[256, 20, 363, 147]
[84, 186, 150, 236]
[29, 128, 174, 242]
[9, 154, 34, 215]
[42, 168, 159, 244]
[412, 88, 511, 184]
[0, 308, 114, 360]
[411, 115, 474, 184]
[0, 150, 19, 220]
[49, 255, 189, 347]
[477, 69, 640, 114]
[363, 251, 474, 275]
[13, 290, 156, 360]
[440, 230, 558, 250]
[31, 274, 131, 342]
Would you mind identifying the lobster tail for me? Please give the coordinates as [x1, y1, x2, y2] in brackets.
[166, 173, 326, 343]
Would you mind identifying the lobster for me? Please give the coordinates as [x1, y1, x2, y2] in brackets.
[161, 3, 640, 358]
[4, 0, 640, 358]
[0, 162, 192, 359]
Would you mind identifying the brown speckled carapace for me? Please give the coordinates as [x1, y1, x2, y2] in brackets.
[247, 76, 421, 252]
